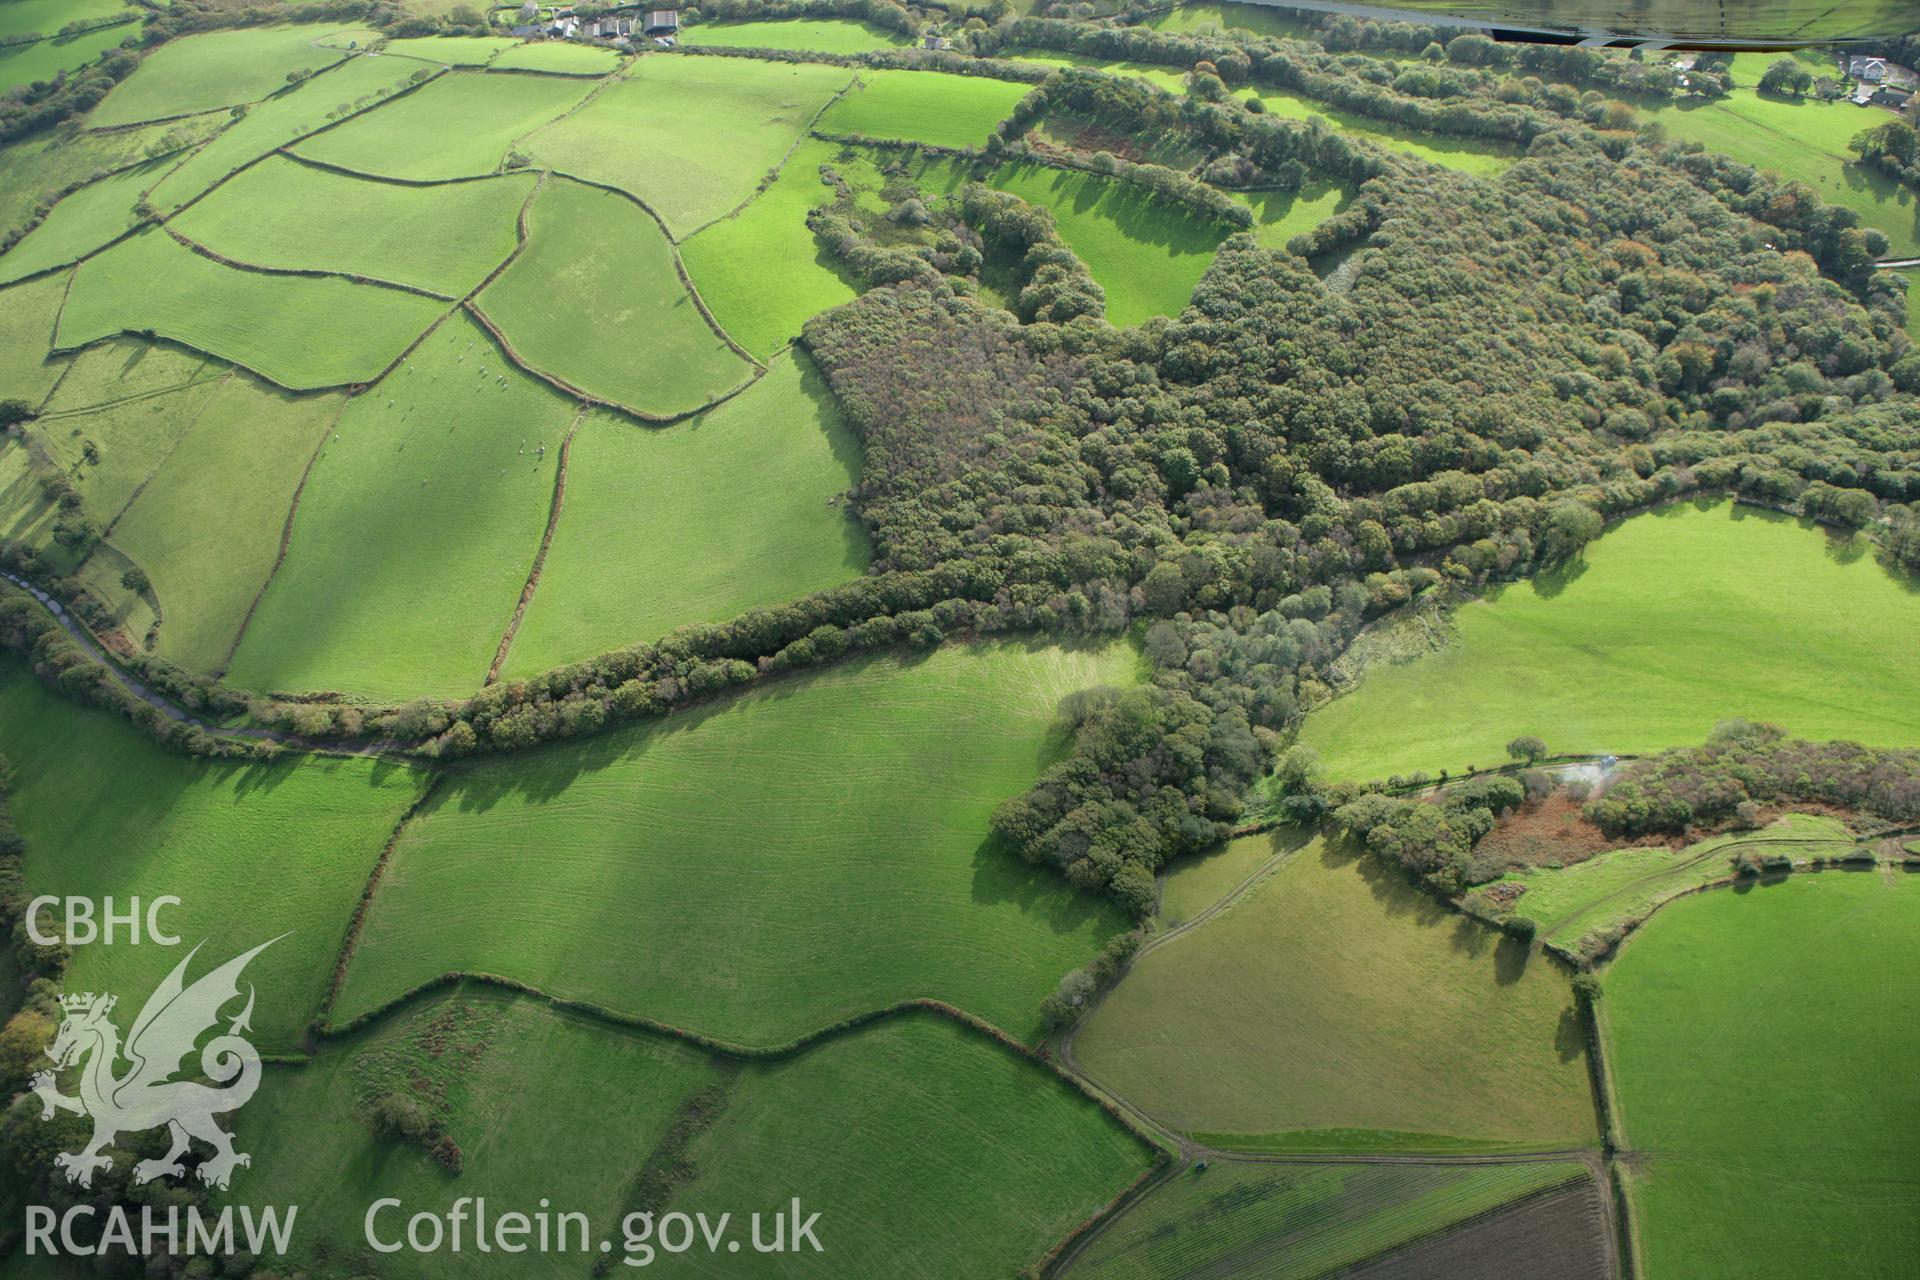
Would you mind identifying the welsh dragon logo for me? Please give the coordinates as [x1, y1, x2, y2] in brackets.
[30, 938, 279, 1190]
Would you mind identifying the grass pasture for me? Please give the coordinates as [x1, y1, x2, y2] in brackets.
[0, 157, 170, 285]
[31, 375, 224, 525]
[1074, 833, 1595, 1151]
[228, 992, 722, 1280]
[1157, 824, 1309, 925]
[88, 25, 361, 128]
[39, 336, 226, 413]
[504, 351, 865, 674]
[1067, 1160, 1592, 1280]
[335, 642, 1136, 1045]
[1299, 501, 1920, 782]
[817, 68, 1031, 150]
[294, 69, 594, 181]
[524, 55, 853, 236]
[1605, 872, 1920, 1279]
[1237, 176, 1354, 249]
[680, 17, 912, 53]
[0, 21, 136, 95]
[679, 137, 861, 357]
[379, 34, 517, 65]
[0, 660, 426, 1049]
[1643, 90, 1920, 258]
[1143, 2, 1316, 40]
[475, 177, 751, 415]
[1468, 814, 1856, 957]
[0, 0, 132, 41]
[1251, 86, 1521, 176]
[487, 39, 622, 74]
[145, 53, 430, 210]
[1005, 49, 1188, 94]
[175, 156, 532, 296]
[58, 228, 444, 389]
[225, 311, 571, 700]
[0, 114, 220, 231]
[915, 156, 1232, 325]
[0, 272, 73, 406]
[100, 378, 343, 672]
[668, 1014, 1153, 1278]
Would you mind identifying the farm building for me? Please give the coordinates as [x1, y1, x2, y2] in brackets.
[644, 9, 679, 33]
[1849, 55, 1889, 81]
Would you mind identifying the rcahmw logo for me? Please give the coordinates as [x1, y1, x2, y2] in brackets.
[25, 937, 299, 1259]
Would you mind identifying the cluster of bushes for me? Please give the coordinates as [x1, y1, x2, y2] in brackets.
[1587, 720, 1920, 839]
[364, 1092, 462, 1172]
[956, 182, 1109, 320]
[1330, 775, 1526, 895]
[1850, 118, 1920, 192]
[1039, 929, 1142, 1030]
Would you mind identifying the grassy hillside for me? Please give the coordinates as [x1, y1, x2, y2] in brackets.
[1074, 833, 1595, 1151]
[0, 661, 427, 1049]
[668, 1014, 1154, 1278]
[147, 53, 428, 210]
[1300, 501, 1920, 781]
[336, 643, 1136, 1044]
[1144, 2, 1315, 40]
[503, 351, 866, 675]
[1067, 1160, 1591, 1280]
[294, 70, 594, 181]
[525, 56, 853, 236]
[1467, 814, 1856, 956]
[228, 993, 723, 1278]
[817, 69, 1031, 150]
[174, 157, 532, 296]
[58, 227, 445, 389]
[679, 137, 860, 358]
[89, 25, 362, 127]
[0, 156, 166, 285]
[680, 17, 912, 53]
[0, 23, 133, 94]
[380, 35, 517, 65]
[0, 272, 75, 406]
[488, 40, 623, 75]
[475, 176, 751, 415]
[914, 156, 1232, 325]
[1157, 826, 1310, 925]
[226, 311, 571, 700]
[100, 377, 343, 672]
[1605, 872, 1920, 1279]
[1250, 86, 1522, 176]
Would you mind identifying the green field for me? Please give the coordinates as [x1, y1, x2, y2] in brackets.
[667, 1014, 1153, 1278]
[0, 156, 170, 285]
[175, 157, 532, 296]
[89, 24, 362, 128]
[146, 53, 430, 210]
[0, 0, 132, 40]
[1469, 814, 1856, 957]
[294, 69, 594, 181]
[915, 156, 1231, 325]
[0, 272, 73, 405]
[1644, 90, 1920, 258]
[225, 311, 570, 700]
[1300, 501, 1920, 782]
[0, 660, 427, 1049]
[31, 375, 223, 526]
[1075, 833, 1595, 1150]
[679, 136, 861, 357]
[380, 34, 518, 65]
[229, 1000, 1145, 1279]
[58, 227, 444, 390]
[1605, 872, 1920, 1278]
[1900, 267, 1919, 335]
[335, 642, 1135, 1044]
[680, 17, 912, 53]
[1237, 177, 1353, 249]
[476, 177, 751, 415]
[0, 114, 218, 232]
[1068, 1160, 1589, 1280]
[0, 20, 134, 94]
[99, 378, 343, 672]
[39, 335, 226, 413]
[1157, 825, 1309, 925]
[525, 55, 853, 236]
[816, 68, 1032, 150]
[229, 993, 721, 1278]
[489, 40, 623, 74]
[1143, 2, 1316, 40]
[1251, 86, 1522, 176]
[1006, 50, 1188, 95]
[503, 351, 865, 675]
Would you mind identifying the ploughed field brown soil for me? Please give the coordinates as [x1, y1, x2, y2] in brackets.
[1345, 1175, 1613, 1280]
